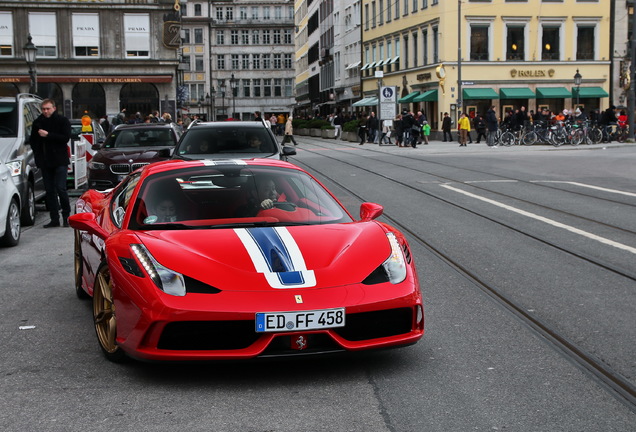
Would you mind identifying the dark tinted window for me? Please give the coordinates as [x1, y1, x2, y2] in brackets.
[0, 102, 18, 137]
[177, 125, 277, 156]
[105, 128, 177, 149]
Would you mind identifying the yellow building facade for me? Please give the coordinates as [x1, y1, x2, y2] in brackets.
[361, 0, 611, 128]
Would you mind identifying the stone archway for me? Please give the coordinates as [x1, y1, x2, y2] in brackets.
[72, 82, 106, 118]
[119, 83, 159, 117]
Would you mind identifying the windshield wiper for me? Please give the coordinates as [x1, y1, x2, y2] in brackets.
[141, 223, 194, 230]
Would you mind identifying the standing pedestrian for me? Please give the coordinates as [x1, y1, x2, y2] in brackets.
[357, 113, 368, 145]
[30, 98, 72, 228]
[458, 112, 471, 147]
[394, 114, 404, 147]
[421, 121, 431, 145]
[379, 118, 393, 144]
[367, 111, 379, 143]
[442, 112, 452, 142]
[284, 116, 298, 145]
[474, 114, 487, 143]
[485, 105, 499, 147]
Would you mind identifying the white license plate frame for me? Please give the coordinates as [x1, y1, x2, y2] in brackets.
[255, 308, 345, 333]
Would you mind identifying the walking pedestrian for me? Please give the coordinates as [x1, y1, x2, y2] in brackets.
[458, 112, 471, 147]
[358, 113, 368, 145]
[442, 112, 453, 142]
[485, 105, 498, 147]
[30, 98, 72, 227]
[284, 116, 298, 145]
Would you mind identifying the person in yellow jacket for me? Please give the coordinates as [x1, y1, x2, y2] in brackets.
[458, 112, 471, 147]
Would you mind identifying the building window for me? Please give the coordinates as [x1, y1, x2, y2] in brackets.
[242, 30, 249, 44]
[194, 28, 203, 44]
[231, 54, 239, 70]
[253, 79, 261, 97]
[243, 79, 250, 97]
[284, 29, 292, 44]
[264, 79, 272, 97]
[395, 0, 400, 18]
[284, 53, 292, 68]
[432, 27, 438, 63]
[403, 36, 409, 69]
[412, 32, 418, 67]
[273, 54, 282, 69]
[0, 12, 13, 56]
[231, 30, 238, 45]
[263, 30, 271, 44]
[423, 29, 428, 65]
[225, 7, 234, 20]
[263, 54, 271, 69]
[252, 30, 260, 45]
[123, 14, 149, 58]
[273, 30, 281, 44]
[253, 54, 261, 69]
[403, 0, 409, 15]
[72, 13, 99, 57]
[506, 26, 524, 60]
[275, 6, 283, 20]
[216, 30, 224, 45]
[251, 7, 259, 20]
[274, 79, 282, 97]
[182, 29, 190, 44]
[194, 4, 202, 17]
[195, 55, 204, 71]
[285, 79, 293, 97]
[217, 55, 225, 70]
[263, 7, 271, 20]
[242, 54, 250, 69]
[28, 12, 58, 57]
[379, 0, 384, 25]
[216, 7, 223, 20]
[413, 0, 418, 13]
[542, 26, 560, 60]
[577, 25, 595, 60]
[387, 0, 392, 21]
[372, 1, 377, 28]
[240, 7, 248, 19]
[470, 25, 489, 60]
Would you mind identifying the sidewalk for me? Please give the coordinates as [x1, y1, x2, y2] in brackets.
[293, 135, 634, 154]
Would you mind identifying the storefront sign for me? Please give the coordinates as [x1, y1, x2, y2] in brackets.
[416, 73, 432, 81]
[510, 69, 555, 78]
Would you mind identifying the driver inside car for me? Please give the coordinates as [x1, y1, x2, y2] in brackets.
[236, 176, 286, 217]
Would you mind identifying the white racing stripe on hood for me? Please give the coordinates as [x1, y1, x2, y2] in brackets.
[235, 227, 317, 289]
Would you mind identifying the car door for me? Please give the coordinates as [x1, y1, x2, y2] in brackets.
[24, 100, 44, 200]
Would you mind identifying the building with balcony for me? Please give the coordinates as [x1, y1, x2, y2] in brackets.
[0, 0, 180, 120]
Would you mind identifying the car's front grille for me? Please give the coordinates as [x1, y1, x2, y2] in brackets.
[110, 164, 131, 175]
[158, 321, 259, 350]
[333, 308, 414, 341]
[132, 162, 149, 171]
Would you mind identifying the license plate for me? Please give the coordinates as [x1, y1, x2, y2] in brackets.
[255, 308, 345, 333]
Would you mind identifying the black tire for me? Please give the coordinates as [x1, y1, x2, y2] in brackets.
[588, 127, 603, 144]
[74, 231, 90, 299]
[521, 131, 537, 146]
[500, 131, 515, 146]
[0, 198, 21, 247]
[93, 264, 126, 362]
[20, 182, 36, 226]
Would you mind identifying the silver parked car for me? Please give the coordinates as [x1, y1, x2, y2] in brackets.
[0, 93, 45, 225]
[0, 154, 21, 246]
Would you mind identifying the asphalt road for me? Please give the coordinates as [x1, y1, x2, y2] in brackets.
[1, 138, 635, 431]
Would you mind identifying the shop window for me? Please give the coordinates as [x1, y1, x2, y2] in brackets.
[506, 26, 524, 60]
[577, 26, 595, 60]
[470, 25, 489, 61]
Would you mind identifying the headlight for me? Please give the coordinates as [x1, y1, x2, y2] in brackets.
[382, 233, 407, 284]
[88, 161, 106, 170]
[130, 244, 186, 296]
[6, 161, 22, 177]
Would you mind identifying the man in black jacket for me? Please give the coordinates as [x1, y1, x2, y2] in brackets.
[30, 99, 72, 228]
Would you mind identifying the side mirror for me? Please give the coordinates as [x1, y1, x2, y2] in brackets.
[359, 202, 383, 221]
[282, 146, 297, 156]
[91, 143, 102, 151]
[157, 148, 171, 158]
[68, 212, 109, 240]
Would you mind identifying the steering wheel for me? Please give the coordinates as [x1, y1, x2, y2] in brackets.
[273, 202, 297, 211]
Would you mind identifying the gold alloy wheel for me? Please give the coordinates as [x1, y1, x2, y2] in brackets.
[93, 265, 123, 361]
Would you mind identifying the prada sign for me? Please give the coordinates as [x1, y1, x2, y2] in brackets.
[510, 69, 555, 78]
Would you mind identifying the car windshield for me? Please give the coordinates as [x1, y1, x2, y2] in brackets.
[176, 125, 277, 157]
[105, 128, 176, 149]
[128, 165, 352, 230]
[0, 102, 18, 137]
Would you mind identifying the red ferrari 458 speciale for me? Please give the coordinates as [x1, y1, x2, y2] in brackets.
[70, 158, 424, 362]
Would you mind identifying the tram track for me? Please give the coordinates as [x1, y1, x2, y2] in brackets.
[293, 142, 636, 282]
[291, 149, 636, 413]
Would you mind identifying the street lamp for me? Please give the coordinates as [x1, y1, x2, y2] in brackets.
[230, 73, 237, 120]
[219, 81, 226, 119]
[23, 34, 37, 94]
[573, 69, 582, 110]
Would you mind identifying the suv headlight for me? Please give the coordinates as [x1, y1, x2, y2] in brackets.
[88, 161, 106, 170]
[6, 161, 22, 177]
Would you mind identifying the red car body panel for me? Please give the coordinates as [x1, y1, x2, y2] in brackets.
[72, 159, 424, 361]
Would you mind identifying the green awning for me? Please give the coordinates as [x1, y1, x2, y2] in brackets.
[572, 86, 609, 98]
[462, 88, 499, 100]
[352, 97, 379, 107]
[536, 87, 572, 98]
[413, 89, 438, 102]
[398, 91, 421, 103]
[499, 88, 536, 99]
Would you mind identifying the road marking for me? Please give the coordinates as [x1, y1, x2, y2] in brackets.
[440, 184, 636, 255]
[531, 181, 636, 198]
